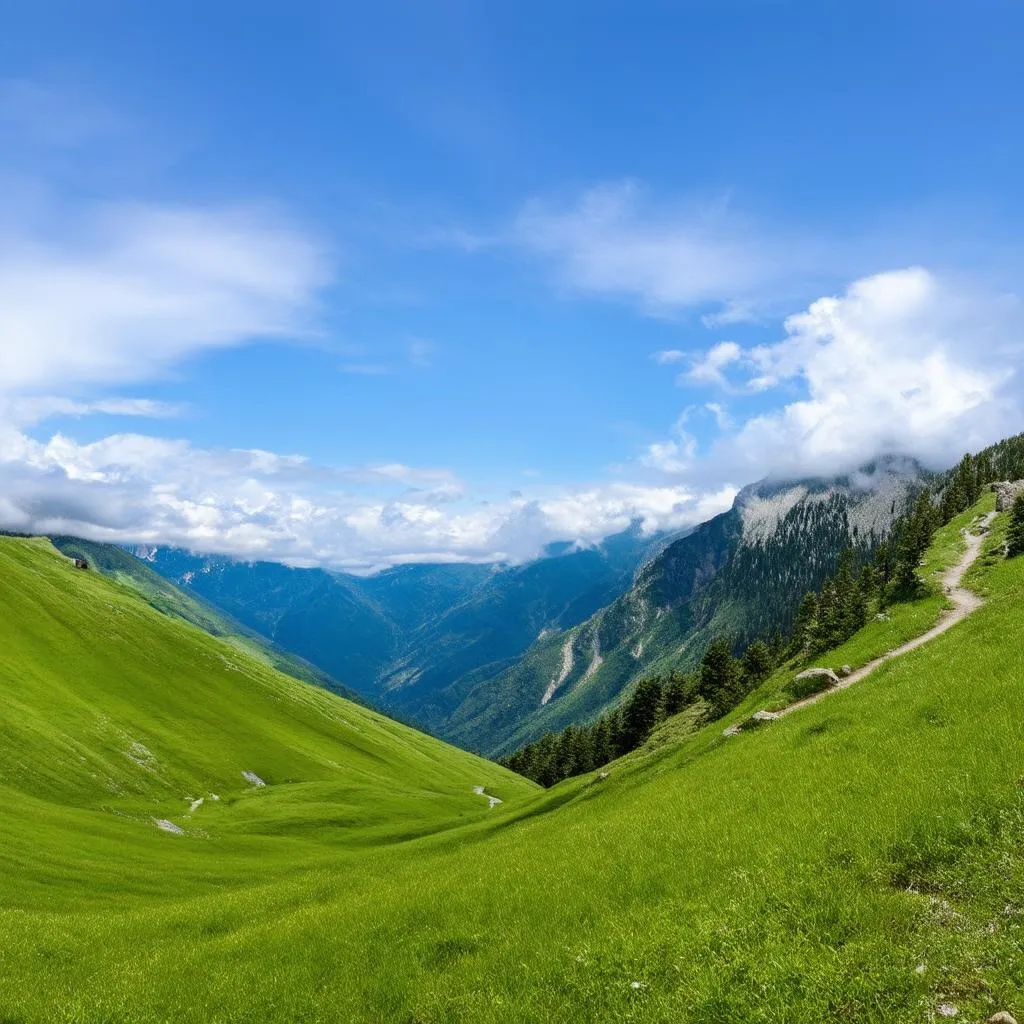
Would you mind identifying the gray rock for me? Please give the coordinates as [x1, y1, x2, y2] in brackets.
[738, 710, 779, 732]
[987, 1013, 1018, 1024]
[840, 664, 852, 677]
[795, 667, 841, 685]
[994, 480, 1024, 512]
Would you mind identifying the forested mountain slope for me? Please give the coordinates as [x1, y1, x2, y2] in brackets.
[461, 457, 926, 755]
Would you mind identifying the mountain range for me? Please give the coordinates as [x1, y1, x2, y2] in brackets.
[128, 524, 672, 736]
[103, 456, 928, 755]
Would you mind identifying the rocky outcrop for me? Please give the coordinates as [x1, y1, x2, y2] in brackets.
[994, 480, 1024, 512]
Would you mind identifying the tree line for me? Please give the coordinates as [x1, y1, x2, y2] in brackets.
[503, 440, 1024, 788]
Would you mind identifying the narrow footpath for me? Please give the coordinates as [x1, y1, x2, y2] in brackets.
[778, 511, 996, 720]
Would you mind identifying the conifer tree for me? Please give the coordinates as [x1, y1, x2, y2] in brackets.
[892, 490, 936, 598]
[662, 672, 691, 717]
[620, 677, 664, 751]
[1007, 493, 1024, 557]
[791, 592, 818, 653]
[741, 639, 772, 685]
[697, 637, 741, 717]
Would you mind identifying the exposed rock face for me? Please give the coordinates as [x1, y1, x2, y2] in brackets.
[994, 480, 1024, 512]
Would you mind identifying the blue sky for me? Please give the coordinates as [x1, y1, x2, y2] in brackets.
[1, 2, 1023, 567]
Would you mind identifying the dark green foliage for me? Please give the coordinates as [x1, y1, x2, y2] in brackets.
[790, 547, 869, 657]
[741, 639, 773, 686]
[1007, 493, 1024, 557]
[891, 490, 938, 599]
[504, 633, 780, 786]
[696, 636, 743, 716]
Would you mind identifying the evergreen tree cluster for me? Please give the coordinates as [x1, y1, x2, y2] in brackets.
[502, 636, 776, 787]
[789, 546, 870, 656]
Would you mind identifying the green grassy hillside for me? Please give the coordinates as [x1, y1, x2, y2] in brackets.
[3, 501, 1024, 1023]
[49, 535, 362, 701]
[0, 536, 536, 879]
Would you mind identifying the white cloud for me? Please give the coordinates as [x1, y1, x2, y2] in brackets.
[515, 181, 807, 317]
[701, 300, 759, 327]
[0, 424, 735, 567]
[0, 202, 328, 392]
[705, 403, 731, 430]
[684, 341, 743, 387]
[652, 349, 686, 364]
[1, 395, 186, 427]
[684, 267, 1022, 475]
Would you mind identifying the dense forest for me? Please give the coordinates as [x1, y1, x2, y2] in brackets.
[503, 437, 1024, 787]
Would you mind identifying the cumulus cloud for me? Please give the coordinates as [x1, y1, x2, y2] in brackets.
[679, 267, 1023, 476]
[684, 341, 743, 387]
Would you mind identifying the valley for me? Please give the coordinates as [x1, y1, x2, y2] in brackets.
[3, 470, 1024, 1021]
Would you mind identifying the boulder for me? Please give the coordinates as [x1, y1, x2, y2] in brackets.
[987, 1013, 1018, 1024]
[795, 667, 840, 685]
[840, 665, 852, 677]
[994, 480, 1024, 512]
[788, 666, 841, 700]
[738, 710, 779, 732]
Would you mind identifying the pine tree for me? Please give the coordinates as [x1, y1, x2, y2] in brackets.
[620, 677, 664, 751]
[662, 672, 691, 717]
[791, 592, 818, 653]
[697, 637, 741, 717]
[1007, 493, 1024, 557]
[591, 716, 614, 766]
[873, 540, 892, 591]
[741, 640, 772, 685]
[892, 490, 936, 598]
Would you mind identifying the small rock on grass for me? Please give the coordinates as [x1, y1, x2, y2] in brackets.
[987, 1013, 1018, 1024]
[794, 667, 840, 685]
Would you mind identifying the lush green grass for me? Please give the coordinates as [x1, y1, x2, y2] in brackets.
[48, 535, 360, 700]
[3, 503, 1024, 1023]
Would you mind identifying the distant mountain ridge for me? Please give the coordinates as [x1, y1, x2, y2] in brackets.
[131, 524, 674, 731]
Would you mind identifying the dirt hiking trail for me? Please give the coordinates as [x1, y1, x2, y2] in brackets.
[778, 511, 997, 720]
